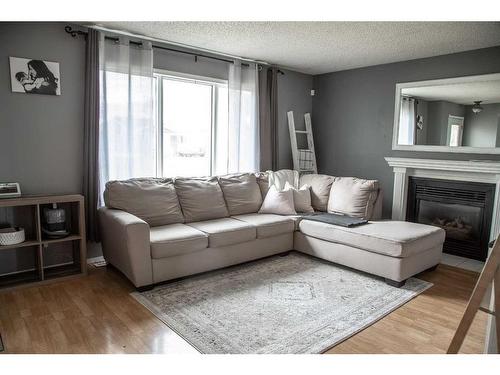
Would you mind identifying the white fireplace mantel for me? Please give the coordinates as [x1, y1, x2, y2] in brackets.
[385, 157, 500, 241]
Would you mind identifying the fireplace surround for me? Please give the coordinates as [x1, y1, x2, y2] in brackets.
[406, 177, 494, 261]
[385, 158, 500, 247]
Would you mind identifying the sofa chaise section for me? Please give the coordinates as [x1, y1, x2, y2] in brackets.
[295, 220, 445, 286]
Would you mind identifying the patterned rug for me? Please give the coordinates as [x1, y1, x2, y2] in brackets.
[132, 252, 432, 354]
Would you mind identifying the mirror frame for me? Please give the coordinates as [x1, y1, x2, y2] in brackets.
[392, 73, 500, 154]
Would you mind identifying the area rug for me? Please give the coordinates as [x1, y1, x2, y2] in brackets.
[132, 252, 432, 354]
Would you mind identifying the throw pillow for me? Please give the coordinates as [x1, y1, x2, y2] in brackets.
[258, 185, 296, 215]
[284, 182, 314, 213]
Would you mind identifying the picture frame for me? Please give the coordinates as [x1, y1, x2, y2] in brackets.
[9, 56, 61, 96]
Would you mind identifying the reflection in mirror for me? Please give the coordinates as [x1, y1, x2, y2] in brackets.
[396, 75, 500, 150]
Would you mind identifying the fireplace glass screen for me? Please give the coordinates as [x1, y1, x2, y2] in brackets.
[417, 200, 482, 243]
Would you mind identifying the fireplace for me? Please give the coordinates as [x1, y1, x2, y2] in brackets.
[406, 177, 494, 261]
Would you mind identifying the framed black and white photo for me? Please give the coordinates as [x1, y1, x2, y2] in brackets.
[9, 57, 61, 96]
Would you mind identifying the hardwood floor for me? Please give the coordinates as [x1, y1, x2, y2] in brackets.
[0, 261, 488, 354]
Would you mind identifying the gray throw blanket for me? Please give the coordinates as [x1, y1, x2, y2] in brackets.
[301, 213, 368, 227]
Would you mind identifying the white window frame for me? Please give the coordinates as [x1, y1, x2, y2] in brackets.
[153, 69, 228, 178]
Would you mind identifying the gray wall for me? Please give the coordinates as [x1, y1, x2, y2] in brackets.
[312, 46, 500, 218]
[0, 22, 85, 195]
[463, 103, 500, 148]
[277, 69, 314, 169]
[426, 101, 465, 145]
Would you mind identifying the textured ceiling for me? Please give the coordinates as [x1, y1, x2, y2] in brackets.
[94, 22, 500, 75]
[403, 79, 500, 105]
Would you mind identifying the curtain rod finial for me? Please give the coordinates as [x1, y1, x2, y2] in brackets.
[65, 25, 77, 38]
[65, 25, 87, 39]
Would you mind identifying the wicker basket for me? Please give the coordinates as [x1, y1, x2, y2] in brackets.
[0, 227, 25, 246]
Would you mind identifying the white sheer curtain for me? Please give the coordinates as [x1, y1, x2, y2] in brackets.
[227, 61, 260, 174]
[99, 36, 156, 201]
[398, 97, 416, 145]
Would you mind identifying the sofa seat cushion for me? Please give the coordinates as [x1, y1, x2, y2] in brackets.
[150, 224, 208, 259]
[232, 213, 295, 239]
[187, 218, 256, 247]
[298, 220, 445, 258]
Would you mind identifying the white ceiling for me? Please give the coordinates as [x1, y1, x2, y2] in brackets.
[402, 79, 500, 105]
[94, 22, 500, 75]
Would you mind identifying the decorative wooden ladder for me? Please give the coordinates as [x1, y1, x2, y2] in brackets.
[287, 111, 318, 175]
[447, 236, 500, 353]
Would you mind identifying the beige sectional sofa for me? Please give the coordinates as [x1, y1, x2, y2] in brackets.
[98, 172, 445, 291]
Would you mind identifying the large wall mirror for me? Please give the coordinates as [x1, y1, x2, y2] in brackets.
[392, 73, 500, 154]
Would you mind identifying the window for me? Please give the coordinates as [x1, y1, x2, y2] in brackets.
[447, 115, 464, 147]
[154, 71, 228, 178]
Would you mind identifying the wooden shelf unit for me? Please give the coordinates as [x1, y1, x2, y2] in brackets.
[0, 194, 87, 290]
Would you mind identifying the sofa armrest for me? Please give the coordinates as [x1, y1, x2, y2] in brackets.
[98, 207, 153, 287]
[370, 189, 383, 221]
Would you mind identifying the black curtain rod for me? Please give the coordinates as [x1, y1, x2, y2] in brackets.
[65, 25, 284, 74]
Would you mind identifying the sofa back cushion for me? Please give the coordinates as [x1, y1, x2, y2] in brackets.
[327, 177, 380, 219]
[219, 174, 263, 215]
[268, 169, 299, 191]
[104, 178, 184, 226]
[299, 174, 336, 211]
[174, 177, 229, 222]
[284, 182, 314, 213]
